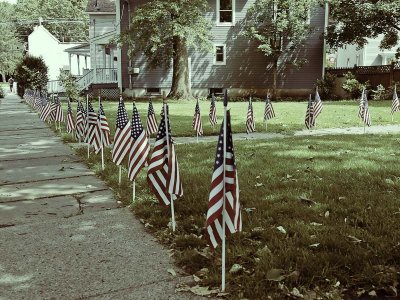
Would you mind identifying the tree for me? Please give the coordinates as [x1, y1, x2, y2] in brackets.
[326, 0, 400, 57]
[0, 2, 23, 82]
[120, 0, 212, 99]
[15, 55, 49, 97]
[243, 0, 318, 99]
[14, 0, 89, 42]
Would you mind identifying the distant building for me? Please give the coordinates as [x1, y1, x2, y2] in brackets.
[28, 25, 89, 81]
[334, 34, 400, 67]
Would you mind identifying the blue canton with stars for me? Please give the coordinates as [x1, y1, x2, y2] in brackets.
[214, 110, 234, 169]
[116, 99, 129, 129]
[157, 105, 173, 143]
[131, 103, 144, 140]
[148, 99, 155, 116]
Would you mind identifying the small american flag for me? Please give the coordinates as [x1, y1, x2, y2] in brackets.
[95, 102, 112, 154]
[313, 89, 323, 119]
[147, 104, 183, 206]
[358, 88, 366, 119]
[192, 99, 203, 136]
[246, 97, 255, 133]
[128, 103, 150, 181]
[206, 109, 241, 249]
[305, 94, 315, 129]
[85, 101, 101, 149]
[40, 97, 52, 121]
[146, 99, 158, 136]
[112, 97, 132, 165]
[33, 92, 42, 111]
[66, 100, 75, 133]
[53, 96, 64, 122]
[75, 101, 85, 141]
[361, 92, 372, 127]
[209, 94, 217, 127]
[264, 94, 276, 121]
[391, 85, 399, 115]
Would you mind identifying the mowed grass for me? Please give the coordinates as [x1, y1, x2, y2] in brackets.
[65, 98, 399, 137]
[72, 133, 400, 299]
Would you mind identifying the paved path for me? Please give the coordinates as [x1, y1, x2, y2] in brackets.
[0, 92, 197, 299]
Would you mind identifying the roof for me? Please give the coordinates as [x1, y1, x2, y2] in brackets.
[86, 0, 115, 13]
[64, 43, 90, 56]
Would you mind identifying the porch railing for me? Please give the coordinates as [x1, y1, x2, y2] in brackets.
[47, 80, 65, 94]
[95, 68, 118, 84]
[76, 69, 94, 91]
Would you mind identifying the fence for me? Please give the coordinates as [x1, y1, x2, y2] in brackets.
[326, 62, 400, 87]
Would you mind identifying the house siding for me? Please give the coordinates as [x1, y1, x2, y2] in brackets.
[120, 0, 325, 95]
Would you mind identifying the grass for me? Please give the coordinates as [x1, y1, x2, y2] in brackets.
[68, 132, 400, 299]
[64, 99, 400, 137]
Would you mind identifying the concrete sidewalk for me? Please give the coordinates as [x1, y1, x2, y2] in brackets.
[0, 93, 198, 299]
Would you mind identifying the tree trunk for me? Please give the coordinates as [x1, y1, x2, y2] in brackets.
[1, 71, 6, 83]
[272, 58, 278, 100]
[168, 36, 192, 99]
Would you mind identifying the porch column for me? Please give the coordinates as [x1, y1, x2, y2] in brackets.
[85, 56, 88, 69]
[103, 46, 107, 68]
[68, 53, 72, 74]
[77, 54, 81, 75]
[116, 0, 122, 91]
[94, 44, 97, 83]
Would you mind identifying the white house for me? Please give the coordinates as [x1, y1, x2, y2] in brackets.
[28, 25, 90, 81]
[334, 34, 399, 67]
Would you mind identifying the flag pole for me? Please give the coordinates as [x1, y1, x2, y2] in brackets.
[197, 131, 199, 143]
[87, 94, 90, 159]
[99, 96, 105, 170]
[164, 101, 176, 232]
[118, 166, 122, 185]
[221, 90, 228, 292]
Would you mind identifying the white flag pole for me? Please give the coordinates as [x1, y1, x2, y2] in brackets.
[118, 166, 122, 185]
[99, 96, 105, 170]
[164, 102, 176, 232]
[221, 93, 228, 292]
[86, 94, 90, 159]
[196, 131, 199, 143]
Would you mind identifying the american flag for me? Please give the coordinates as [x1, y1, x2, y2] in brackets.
[246, 97, 255, 133]
[147, 104, 183, 206]
[146, 99, 158, 136]
[66, 100, 75, 133]
[391, 85, 399, 115]
[95, 101, 112, 154]
[112, 97, 132, 165]
[33, 92, 42, 111]
[264, 94, 276, 121]
[85, 101, 101, 149]
[128, 103, 150, 181]
[75, 100, 85, 141]
[305, 94, 315, 129]
[313, 89, 323, 119]
[48, 97, 58, 121]
[361, 92, 372, 127]
[192, 99, 204, 136]
[206, 109, 242, 249]
[209, 94, 217, 127]
[358, 88, 366, 119]
[53, 96, 64, 122]
[40, 97, 52, 121]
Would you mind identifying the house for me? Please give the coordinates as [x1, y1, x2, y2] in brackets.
[114, 0, 327, 98]
[333, 34, 400, 67]
[28, 24, 89, 82]
[71, 0, 120, 99]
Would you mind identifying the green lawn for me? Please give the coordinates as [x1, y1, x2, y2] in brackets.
[71, 133, 400, 299]
[65, 99, 399, 137]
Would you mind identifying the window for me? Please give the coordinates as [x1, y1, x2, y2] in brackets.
[214, 44, 226, 65]
[209, 88, 224, 96]
[217, 0, 235, 25]
[146, 88, 161, 95]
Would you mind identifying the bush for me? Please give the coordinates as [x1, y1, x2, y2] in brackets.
[15, 55, 48, 97]
[58, 71, 79, 100]
[0, 87, 4, 98]
[371, 84, 386, 100]
[316, 73, 337, 99]
[342, 72, 370, 99]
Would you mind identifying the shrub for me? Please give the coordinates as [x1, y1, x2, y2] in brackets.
[342, 72, 369, 99]
[371, 84, 386, 100]
[58, 71, 79, 100]
[15, 55, 48, 97]
[0, 87, 4, 98]
[316, 73, 337, 99]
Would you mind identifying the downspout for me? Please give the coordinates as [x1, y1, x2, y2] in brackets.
[322, 1, 329, 78]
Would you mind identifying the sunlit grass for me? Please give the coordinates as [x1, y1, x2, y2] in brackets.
[70, 133, 400, 298]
